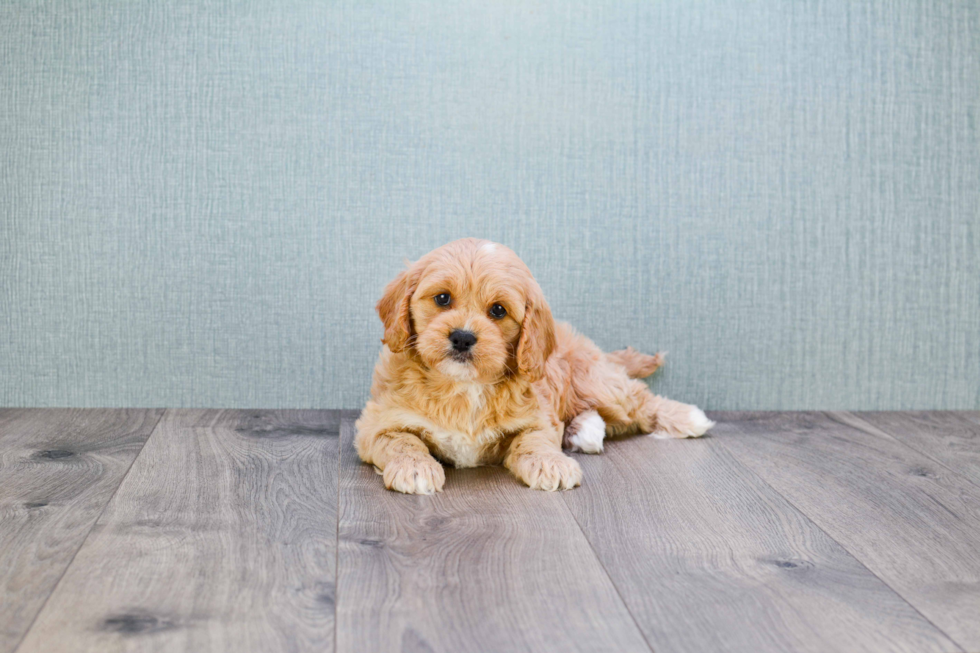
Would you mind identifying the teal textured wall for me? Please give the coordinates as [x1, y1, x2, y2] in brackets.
[2, 1, 978, 409]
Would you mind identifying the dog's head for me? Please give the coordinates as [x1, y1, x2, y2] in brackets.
[377, 238, 555, 383]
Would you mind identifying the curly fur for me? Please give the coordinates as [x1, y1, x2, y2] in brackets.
[355, 238, 713, 494]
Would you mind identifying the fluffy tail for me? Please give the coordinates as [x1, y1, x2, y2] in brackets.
[606, 347, 665, 379]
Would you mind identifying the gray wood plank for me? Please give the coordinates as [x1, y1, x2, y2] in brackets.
[840, 412, 980, 486]
[16, 409, 342, 653]
[336, 417, 651, 653]
[561, 432, 960, 653]
[717, 411, 980, 651]
[0, 408, 163, 653]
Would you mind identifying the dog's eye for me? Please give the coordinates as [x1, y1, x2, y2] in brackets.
[489, 303, 507, 319]
[434, 293, 451, 307]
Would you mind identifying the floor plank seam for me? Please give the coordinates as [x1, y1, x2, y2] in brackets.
[335, 413, 349, 653]
[717, 435, 969, 653]
[834, 412, 980, 492]
[10, 408, 167, 653]
[558, 487, 657, 653]
[9, 410, 975, 653]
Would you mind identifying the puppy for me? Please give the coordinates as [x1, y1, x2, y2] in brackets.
[355, 238, 713, 494]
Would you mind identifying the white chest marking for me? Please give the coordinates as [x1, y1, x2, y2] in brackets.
[389, 384, 520, 468]
[426, 382, 496, 467]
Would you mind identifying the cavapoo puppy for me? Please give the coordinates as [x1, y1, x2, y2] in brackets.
[355, 238, 713, 494]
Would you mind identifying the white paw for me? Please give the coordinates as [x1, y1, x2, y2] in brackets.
[650, 405, 715, 439]
[382, 454, 446, 494]
[563, 411, 606, 454]
[687, 407, 714, 437]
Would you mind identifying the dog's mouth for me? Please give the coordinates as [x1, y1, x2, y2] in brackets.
[448, 350, 473, 364]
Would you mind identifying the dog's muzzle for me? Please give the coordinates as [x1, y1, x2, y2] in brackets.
[448, 329, 476, 361]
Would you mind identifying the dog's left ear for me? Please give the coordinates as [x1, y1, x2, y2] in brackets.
[377, 262, 422, 353]
[516, 281, 556, 381]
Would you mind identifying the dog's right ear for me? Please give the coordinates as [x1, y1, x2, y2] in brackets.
[377, 262, 421, 353]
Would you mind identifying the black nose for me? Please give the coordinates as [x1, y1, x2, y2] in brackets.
[449, 329, 477, 352]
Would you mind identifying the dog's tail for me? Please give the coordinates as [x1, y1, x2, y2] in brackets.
[606, 347, 665, 379]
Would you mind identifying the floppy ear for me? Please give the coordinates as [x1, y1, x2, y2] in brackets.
[516, 283, 556, 381]
[377, 263, 421, 353]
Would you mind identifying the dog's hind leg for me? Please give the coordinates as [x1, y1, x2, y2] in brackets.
[586, 366, 713, 439]
[562, 410, 606, 453]
[552, 327, 711, 443]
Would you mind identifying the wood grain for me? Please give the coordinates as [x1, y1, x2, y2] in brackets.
[16, 409, 343, 653]
[963, 412, 980, 425]
[0, 408, 163, 653]
[840, 412, 980, 486]
[336, 417, 651, 653]
[9, 409, 980, 652]
[717, 411, 980, 651]
[560, 432, 959, 653]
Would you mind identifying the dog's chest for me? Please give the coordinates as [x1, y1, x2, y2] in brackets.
[419, 384, 516, 468]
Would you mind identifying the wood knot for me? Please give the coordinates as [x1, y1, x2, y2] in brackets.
[102, 613, 175, 635]
[36, 449, 75, 460]
[763, 557, 813, 571]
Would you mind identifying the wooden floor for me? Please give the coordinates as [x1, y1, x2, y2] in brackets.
[1, 410, 979, 653]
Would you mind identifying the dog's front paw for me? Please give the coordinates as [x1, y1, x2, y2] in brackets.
[512, 452, 582, 491]
[382, 454, 445, 495]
